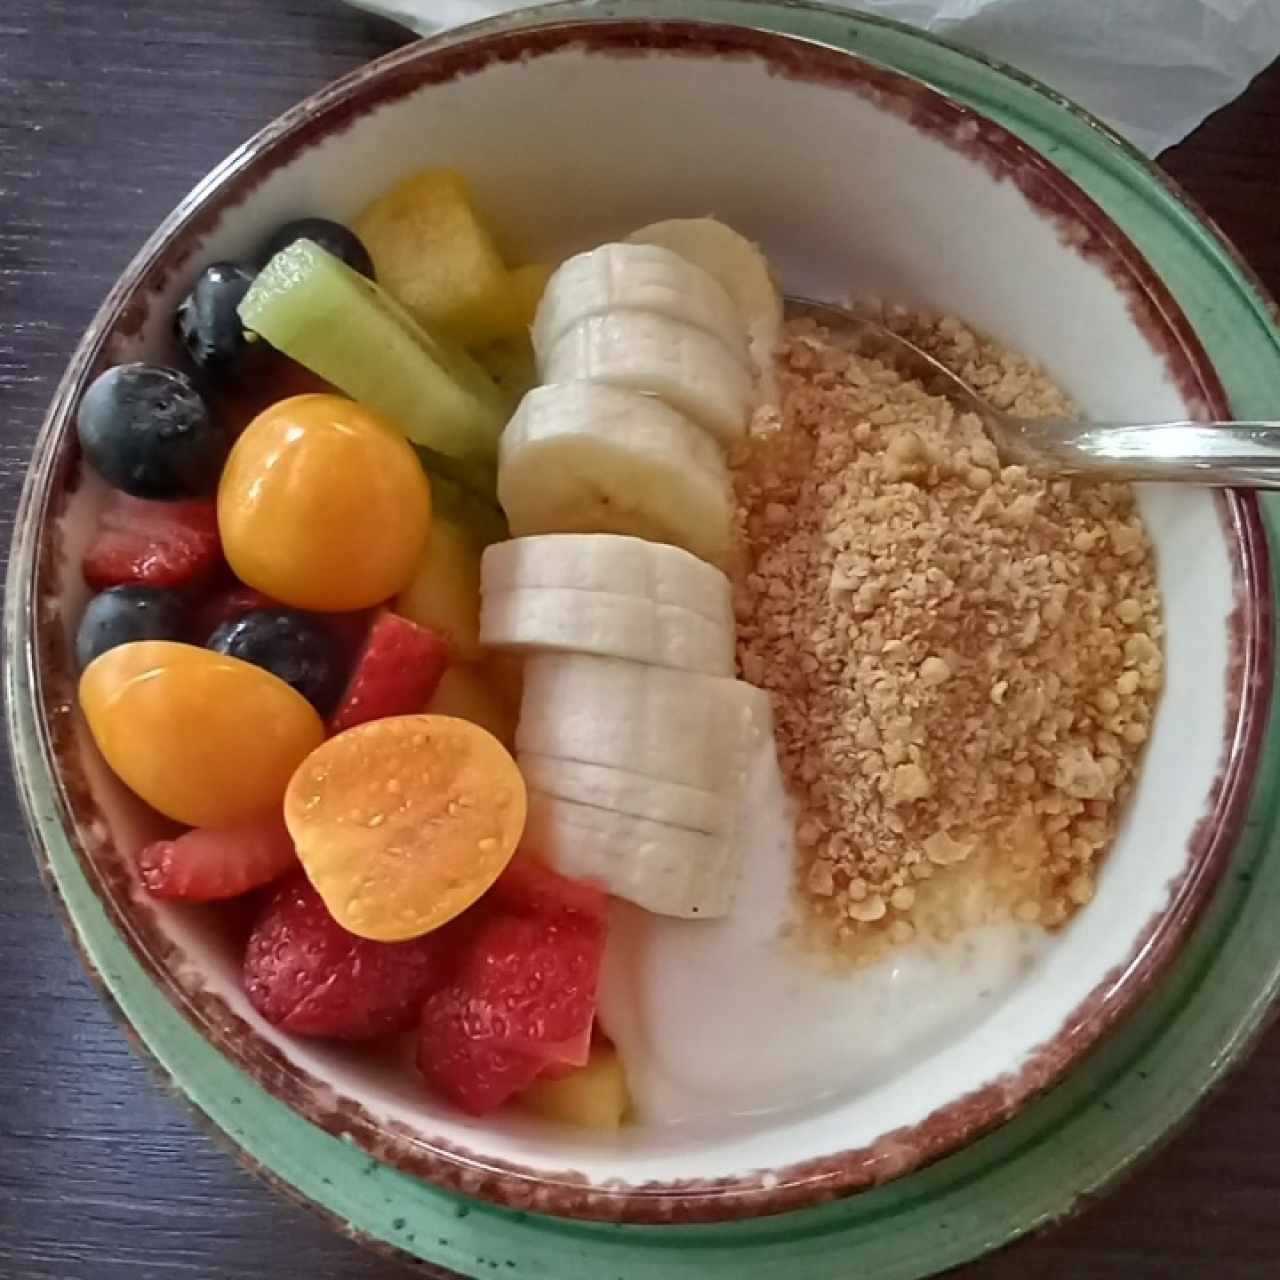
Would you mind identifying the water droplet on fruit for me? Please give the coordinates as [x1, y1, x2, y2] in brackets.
[368, 813, 385, 828]
[477, 838, 498, 853]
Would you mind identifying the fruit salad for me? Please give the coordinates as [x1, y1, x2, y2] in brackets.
[72, 171, 779, 1127]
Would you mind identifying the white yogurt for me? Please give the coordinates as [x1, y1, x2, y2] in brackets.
[598, 742, 1047, 1127]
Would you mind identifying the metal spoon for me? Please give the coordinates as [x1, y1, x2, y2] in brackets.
[788, 299, 1280, 488]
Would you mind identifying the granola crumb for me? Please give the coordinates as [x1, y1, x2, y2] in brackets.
[733, 313, 1163, 958]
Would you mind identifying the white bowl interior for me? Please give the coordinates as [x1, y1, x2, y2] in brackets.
[63, 38, 1237, 1187]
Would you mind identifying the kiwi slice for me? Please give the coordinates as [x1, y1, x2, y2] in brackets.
[239, 240, 510, 468]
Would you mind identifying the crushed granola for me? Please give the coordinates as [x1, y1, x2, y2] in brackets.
[733, 313, 1163, 962]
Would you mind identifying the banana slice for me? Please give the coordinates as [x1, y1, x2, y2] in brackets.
[533, 243, 750, 368]
[518, 754, 728, 834]
[481, 534, 734, 631]
[524, 791, 739, 918]
[515, 653, 771, 793]
[538, 314, 753, 446]
[497, 383, 734, 570]
[481, 586, 734, 676]
[627, 217, 783, 393]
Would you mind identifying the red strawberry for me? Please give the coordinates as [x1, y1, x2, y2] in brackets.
[417, 909, 604, 1115]
[328, 610, 449, 734]
[137, 812, 297, 902]
[243, 875, 444, 1040]
[415, 1024, 546, 1117]
[83, 493, 221, 590]
[490, 854, 608, 923]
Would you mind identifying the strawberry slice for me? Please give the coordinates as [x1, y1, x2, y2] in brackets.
[417, 907, 605, 1115]
[243, 874, 444, 1040]
[137, 812, 297, 902]
[490, 854, 608, 923]
[416, 1022, 546, 1117]
[83, 493, 221, 590]
[328, 610, 449, 734]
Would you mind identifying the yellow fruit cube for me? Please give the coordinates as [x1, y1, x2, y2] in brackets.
[521, 1044, 631, 1130]
[353, 169, 521, 347]
[475, 334, 537, 404]
[424, 664, 516, 747]
[508, 262, 554, 329]
[395, 516, 482, 661]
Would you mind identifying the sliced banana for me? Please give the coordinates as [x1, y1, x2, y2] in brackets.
[481, 586, 734, 676]
[518, 753, 728, 834]
[532, 243, 750, 368]
[627, 217, 783, 394]
[516, 652, 771, 793]
[524, 791, 739, 918]
[497, 383, 734, 570]
[538, 313, 753, 447]
[481, 534, 735, 631]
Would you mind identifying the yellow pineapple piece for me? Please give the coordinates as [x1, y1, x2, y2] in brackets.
[508, 262, 554, 329]
[476, 334, 537, 403]
[474, 264, 551, 401]
[353, 169, 522, 347]
[395, 515, 482, 661]
[424, 664, 516, 747]
[521, 1044, 631, 1130]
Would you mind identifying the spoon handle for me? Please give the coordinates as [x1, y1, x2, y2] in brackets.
[1002, 418, 1280, 488]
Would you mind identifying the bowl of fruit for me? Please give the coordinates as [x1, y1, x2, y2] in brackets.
[5, 3, 1270, 1238]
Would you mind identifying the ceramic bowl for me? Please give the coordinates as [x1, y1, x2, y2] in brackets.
[5, 11, 1270, 1227]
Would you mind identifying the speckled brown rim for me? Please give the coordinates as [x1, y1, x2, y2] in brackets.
[8, 14, 1272, 1225]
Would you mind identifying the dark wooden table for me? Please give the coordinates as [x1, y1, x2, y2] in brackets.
[2, 3, 1278, 1277]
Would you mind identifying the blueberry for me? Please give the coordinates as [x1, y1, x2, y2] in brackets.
[77, 363, 226, 499]
[76, 586, 186, 669]
[259, 218, 374, 279]
[207, 609, 343, 715]
[175, 261, 258, 377]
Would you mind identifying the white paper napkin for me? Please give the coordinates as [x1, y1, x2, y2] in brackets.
[345, 0, 1280, 155]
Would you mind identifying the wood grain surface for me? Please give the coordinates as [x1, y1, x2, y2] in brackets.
[2, 4, 1278, 1277]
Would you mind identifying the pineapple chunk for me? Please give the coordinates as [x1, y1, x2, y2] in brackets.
[354, 169, 522, 347]
[509, 262, 554, 329]
[476, 334, 537, 403]
[395, 515, 483, 661]
[521, 1044, 631, 1130]
[471, 265, 551, 401]
[425, 664, 516, 747]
